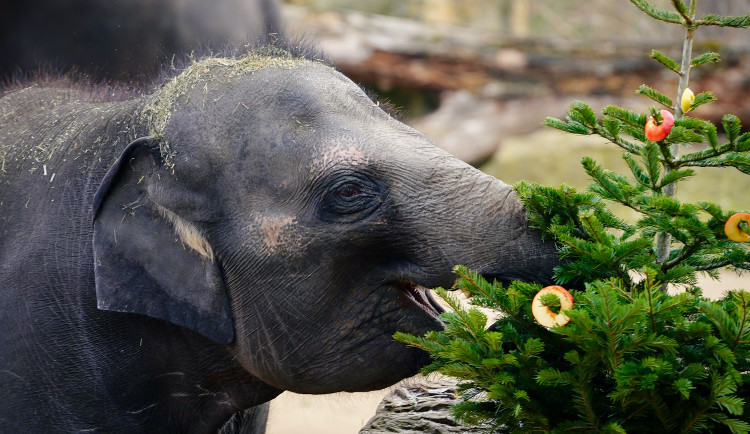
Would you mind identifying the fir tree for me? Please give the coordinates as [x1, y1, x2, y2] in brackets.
[396, 1, 750, 432]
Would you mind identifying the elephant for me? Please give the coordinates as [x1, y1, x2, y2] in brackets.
[0, 0, 281, 83]
[0, 41, 559, 432]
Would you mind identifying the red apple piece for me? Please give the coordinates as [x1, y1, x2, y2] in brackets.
[532, 285, 574, 329]
[644, 109, 675, 142]
[724, 212, 750, 242]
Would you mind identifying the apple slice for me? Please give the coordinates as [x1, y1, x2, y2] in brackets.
[532, 285, 574, 329]
[644, 109, 674, 142]
[724, 212, 750, 242]
[681, 88, 695, 113]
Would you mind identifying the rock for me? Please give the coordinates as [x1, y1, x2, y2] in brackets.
[359, 377, 491, 434]
[411, 92, 653, 167]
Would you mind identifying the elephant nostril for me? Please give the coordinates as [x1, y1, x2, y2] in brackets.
[397, 281, 443, 317]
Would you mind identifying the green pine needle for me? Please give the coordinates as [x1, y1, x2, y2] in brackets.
[691, 90, 718, 111]
[691, 52, 721, 67]
[671, 0, 689, 18]
[697, 13, 750, 28]
[722, 114, 742, 145]
[636, 84, 673, 108]
[735, 133, 750, 152]
[630, 0, 683, 25]
[568, 101, 599, 128]
[603, 105, 648, 127]
[543, 117, 591, 135]
[650, 49, 681, 74]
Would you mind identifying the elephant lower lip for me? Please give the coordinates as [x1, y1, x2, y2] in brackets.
[399, 282, 443, 317]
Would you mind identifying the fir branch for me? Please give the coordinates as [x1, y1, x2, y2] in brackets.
[699, 302, 743, 355]
[611, 282, 637, 302]
[691, 52, 720, 68]
[619, 402, 653, 427]
[583, 157, 642, 212]
[650, 49, 681, 74]
[663, 242, 701, 272]
[630, 0, 683, 25]
[658, 168, 694, 188]
[711, 415, 750, 434]
[691, 90, 718, 112]
[576, 379, 602, 433]
[736, 133, 750, 152]
[675, 115, 716, 133]
[696, 13, 750, 28]
[695, 261, 732, 272]
[681, 407, 710, 434]
[645, 393, 673, 431]
[613, 239, 653, 271]
[543, 117, 591, 135]
[623, 152, 654, 189]
[704, 122, 719, 148]
[636, 84, 673, 108]
[723, 114, 742, 145]
[596, 125, 644, 155]
[671, 0, 690, 22]
[643, 143, 663, 189]
[663, 126, 705, 145]
[653, 296, 692, 318]
[568, 101, 599, 129]
[645, 276, 658, 332]
[603, 105, 648, 128]
[731, 292, 750, 351]
[682, 153, 750, 174]
[579, 211, 611, 247]
[676, 142, 732, 164]
[656, 140, 676, 169]
[710, 374, 745, 425]
[602, 117, 622, 139]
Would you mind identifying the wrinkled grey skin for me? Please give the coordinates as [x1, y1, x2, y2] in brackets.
[0, 0, 281, 83]
[219, 405, 269, 434]
[0, 47, 558, 432]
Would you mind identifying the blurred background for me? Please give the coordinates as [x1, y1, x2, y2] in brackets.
[2, 0, 748, 432]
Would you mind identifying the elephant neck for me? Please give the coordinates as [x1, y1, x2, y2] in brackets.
[96, 323, 283, 432]
[150, 369, 282, 432]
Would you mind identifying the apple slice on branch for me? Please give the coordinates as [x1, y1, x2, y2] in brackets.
[644, 109, 675, 142]
[725, 212, 750, 242]
[532, 285, 574, 329]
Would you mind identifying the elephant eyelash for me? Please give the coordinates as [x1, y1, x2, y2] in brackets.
[153, 203, 215, 262]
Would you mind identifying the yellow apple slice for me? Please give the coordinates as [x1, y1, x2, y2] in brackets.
[532, 285, 574, 328]
[681, 88, 695, 113]
[724, 212, 750, 242]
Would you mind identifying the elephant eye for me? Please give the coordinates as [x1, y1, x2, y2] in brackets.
[336, 184, 362, 199]
[319, 175, 383, 222]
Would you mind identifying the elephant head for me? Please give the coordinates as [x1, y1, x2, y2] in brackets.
[91, 50, 558, 397]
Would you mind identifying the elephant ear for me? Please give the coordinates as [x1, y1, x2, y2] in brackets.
[92, 137, 234, 345]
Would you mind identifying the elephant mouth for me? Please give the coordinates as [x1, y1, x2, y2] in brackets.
[398, 281, 443, 317]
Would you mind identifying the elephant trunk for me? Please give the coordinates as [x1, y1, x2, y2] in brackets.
[404, 163, 559, 289]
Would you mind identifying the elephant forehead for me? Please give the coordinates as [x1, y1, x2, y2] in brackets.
[141, 53, 321, 138]
[312, 144, 370, 171]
